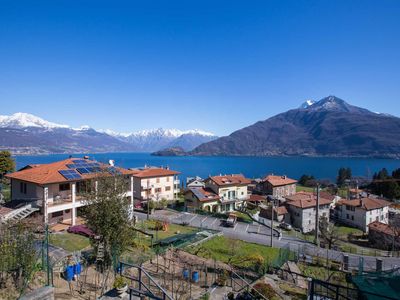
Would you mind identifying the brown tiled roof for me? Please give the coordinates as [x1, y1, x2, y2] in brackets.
[208, 174, 251, 186]
[131, 168, 180, 178]
[259, 205, 288, 218]
[368, 221, 399, 237]
[248, 194, 266, 202]
[187, 187, 220, 202]
[285, 192, 332, 209]
[5, 158, 135, 185]
[262, 175, 297, 186]
[337, 198, 391, 211]
[275, 206, 288, 215]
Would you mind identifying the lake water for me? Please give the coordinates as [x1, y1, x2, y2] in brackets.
[13, 153, 400, 181]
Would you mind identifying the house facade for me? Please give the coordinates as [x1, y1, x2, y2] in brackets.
[5, 157, 135, 226]
[259, 175, 297, 199]
[184, 187, 221, 212]
[203, 174, 251, 212]
[335, 197, 390, 232]
[258, 205, 289, 223]
[368, 221, 400, 250]
[130, 167, 180, 202]
[284, 192, 332, 233]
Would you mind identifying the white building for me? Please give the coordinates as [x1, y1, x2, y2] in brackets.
[285, 192, 332, 233]
[130, 167, 180, 202]
[4, 157, 135, 226]
[335, 197, 390, 232]
[203, 174, 251, 212]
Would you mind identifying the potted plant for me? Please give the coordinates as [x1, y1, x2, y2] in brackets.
[113, 275, 128, 294]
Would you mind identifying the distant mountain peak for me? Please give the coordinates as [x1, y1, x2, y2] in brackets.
[300, 96, 372, 114]
[0, 112, 69, 129]
[299, 99, 315, 109]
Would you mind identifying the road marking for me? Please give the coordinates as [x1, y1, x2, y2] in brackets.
[233, 223, 238, 230]
[245, 224, 249, 232]
[189, 215, 197, 223]
[201, 217, 208, 223]
[211, 218, 218, 226]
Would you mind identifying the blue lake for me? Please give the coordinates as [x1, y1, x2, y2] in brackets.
[13, 153, 400, 181]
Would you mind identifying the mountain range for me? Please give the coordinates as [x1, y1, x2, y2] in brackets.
[0, 113, 217, 154]
[189, 96, 400, 158]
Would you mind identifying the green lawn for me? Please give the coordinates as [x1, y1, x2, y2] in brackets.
[296, 185, 316, 193]
[298, 262, 350, 287]
[186, 236, 284, 270]
[335, 225, 363, 239]
[234, 211, 253, 223]
[136, 220, 198, 242]
[49, 232, 91, 252]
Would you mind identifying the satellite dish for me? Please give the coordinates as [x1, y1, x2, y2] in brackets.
[109, 160, 115, 166]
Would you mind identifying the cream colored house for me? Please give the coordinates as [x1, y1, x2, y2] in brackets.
[203, 174, 251, 212]
[130, 167, 180, 202]
[5, 157, 135, 226]
[184, 187, 220, 212]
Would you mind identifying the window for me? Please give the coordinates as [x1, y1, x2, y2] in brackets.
[376, 216, 379, 221]
[166, 177, 170, 182]
[381, 215, 384, 221]
[351, 215, 354, 221]
[59, 183, 70, 191]
[20, 182, 27, 194]
[165, 186, 171, 191]
[155, 188, 162, 193]
[309, 220, 311, 224]
[156, 178, 160, 183]
[346, 214, 349, 219]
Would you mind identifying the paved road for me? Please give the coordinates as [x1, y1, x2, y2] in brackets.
[134, 210, 400, 271]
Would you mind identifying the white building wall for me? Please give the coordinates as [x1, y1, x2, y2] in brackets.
[133, 175, 175, 201]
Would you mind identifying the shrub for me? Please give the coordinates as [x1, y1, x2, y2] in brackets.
[113, 275, 128, 289]
[252, 282, 276, 299]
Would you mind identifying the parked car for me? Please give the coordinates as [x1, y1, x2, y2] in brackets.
[279, 222, 292, 230]
[225, 213, 237, 227]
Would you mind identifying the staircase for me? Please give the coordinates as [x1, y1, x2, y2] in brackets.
[1, 203, 39, 223]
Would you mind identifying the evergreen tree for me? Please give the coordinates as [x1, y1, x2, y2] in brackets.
[336, 167, 352, 186]
[0, 151, 15, 177]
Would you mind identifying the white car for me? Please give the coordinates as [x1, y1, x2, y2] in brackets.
[279, 222, 292, 230]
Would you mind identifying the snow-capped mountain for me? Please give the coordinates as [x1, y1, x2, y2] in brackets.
[0, 113, 69, 129]
[0, 112, 217, 154]
[105, 128, 217, 152]
[299, 99, 315, 109]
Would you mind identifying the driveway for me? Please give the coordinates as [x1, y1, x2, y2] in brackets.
[133, 210, 400, 271]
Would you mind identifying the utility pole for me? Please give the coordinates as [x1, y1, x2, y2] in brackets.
[314, 184, 320, 247]
[147, 179, 150, 220]
[270, 199, 274, 247]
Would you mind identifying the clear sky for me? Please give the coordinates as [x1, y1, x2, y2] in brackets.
[1, 0, 399, 136]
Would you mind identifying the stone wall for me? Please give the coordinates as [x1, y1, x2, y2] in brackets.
[20, 286, 54, 300]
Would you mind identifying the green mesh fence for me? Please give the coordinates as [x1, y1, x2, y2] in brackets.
[351, 268, 400, 300]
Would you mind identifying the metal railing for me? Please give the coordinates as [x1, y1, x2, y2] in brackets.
[118, 261, 173, 300]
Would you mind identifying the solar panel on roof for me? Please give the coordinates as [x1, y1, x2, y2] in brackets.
[108, 166, 121, 175]
[76, 167, 91, 174]
[59, 169, 82, 180]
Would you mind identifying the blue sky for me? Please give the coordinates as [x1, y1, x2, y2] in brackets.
[1, 0, 399, 136]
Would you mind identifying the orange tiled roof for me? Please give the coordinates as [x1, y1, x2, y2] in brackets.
[186, 187, 220, 202]
[285, 192, 332, 209]
[208, 174, 251, 186]
[263, 175, 297, 186]
[368, 221, 399, 236]
[130, 167, 180, 178]
[5, 158, 135, 185]
[248, 194, 266, 202]
[337, 197, 391, 211]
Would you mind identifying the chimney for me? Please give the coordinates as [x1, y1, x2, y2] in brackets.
[166, 165, 170, 170]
